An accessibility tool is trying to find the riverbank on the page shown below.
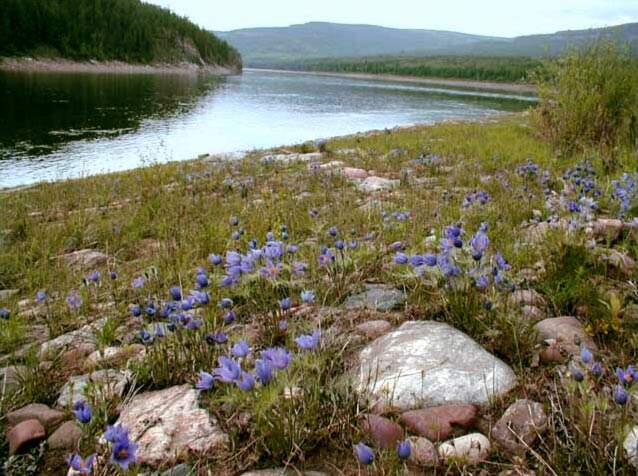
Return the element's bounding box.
[1,115,638,474]
[247,67,537,94]
[0,57,241,75]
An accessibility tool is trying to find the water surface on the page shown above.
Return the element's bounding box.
[0,69,533,188]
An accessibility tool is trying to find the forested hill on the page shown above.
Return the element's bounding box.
[0,0,241,69]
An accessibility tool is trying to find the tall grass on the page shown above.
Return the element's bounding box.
[533,41,638,164]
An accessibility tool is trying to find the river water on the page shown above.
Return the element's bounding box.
[0,69,533,188]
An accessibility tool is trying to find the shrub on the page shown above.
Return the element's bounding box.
[533,41,638,163]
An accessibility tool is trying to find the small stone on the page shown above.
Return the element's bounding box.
[6,403,64,431]
[344,284,405,311]
[341,167,368,179]
[354,320,392,339]
[438,432,490,465]
[492,399,547,454]
[57,369,130,407]
[361,414,404,449]
[61,249,108,270]
[509,290,546,308]
[534,316,597,356]
[407,436,439,467]
[520,305,545,323]
[240,471,328,476]
[358,176,400,193]
[624,426,638,467]
[7,419,46,455]
[47,421,83,450]
[400,405,477,442]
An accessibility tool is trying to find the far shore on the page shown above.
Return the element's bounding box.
[0,57,241,75]
[246,67,537,95]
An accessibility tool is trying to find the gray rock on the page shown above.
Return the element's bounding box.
[57,369,130,407]
[625,426,638,467]
[355,320,392,339]
[0,289,19,300]
[438,432,490,464]
[240,471,328,476]
[492,399,547,454]
[358,176,400,193]
[261,152,322,164]
[356,321,516,410]
[47,421,83,450]
[113,384,228,467]
[344,284,405,311]
[534,316,597,356]
[60,249,108,270]
[39,318,107,359]
[407,436,438,467]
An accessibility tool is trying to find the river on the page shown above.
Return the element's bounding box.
[0,69,534,188]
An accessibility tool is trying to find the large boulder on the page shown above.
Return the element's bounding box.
[625,426,638,467]
[112,385,228,467]
[355,321,516,410]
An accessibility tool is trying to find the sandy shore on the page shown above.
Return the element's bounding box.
[0,57,241,75]
[246,67,537,94]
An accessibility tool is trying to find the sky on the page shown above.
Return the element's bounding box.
[145,0,638,37]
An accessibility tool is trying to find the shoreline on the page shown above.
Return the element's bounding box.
[246,67,537,94]
[0,57,241,75]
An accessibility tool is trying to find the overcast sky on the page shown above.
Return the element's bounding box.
[145,0,637,37]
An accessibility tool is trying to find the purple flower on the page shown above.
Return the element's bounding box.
[73,400,92,424]
[590,361,603,377]
[109,271,118,280]
[410,255,426,267]
[495,253,511,270]
[470,231,489,254]
[224,310,237,324]
[88,271,100,283]
[168,286,182,300]
[209,254,223,266]
[389,241,404,251]
[444,225,462,239]
[475,275,489,290]
[0,308,9,320]
[232,340,250,358]
[231,231,241,240]
[260,260,283,279]
[36,290,47,303]
[184,317,203,330]
[354,442,374,465]
[278,319,288,331]
[213,356,242,383]
[104,424,128,443]
[205,332,228,344]
[196,274,209,289]
[139,330,153,344]
[279,297,292,311]
[424,254,437,266]
[110,431,138,470]
[66,289,83,310]
[318,249,335,267]
[255,359,274,384]
[292,261,308,276]
[67,454,95,474]
[130,304,142,317]
[570,363,585,382]
[132,276,146,289]
[396,439,411,459]
[219,298,234,309]
[219,275,238,287]
[616,366,638,386]
[301,290,316,303]
[236,371,255,391]
[196,371,214,390]
[614,385,630,405]
[335,240,345,250]
[580,345,593,364]
[329,226,338,237]
[262,347,291,370]
[295,329,321,350]
[394,252,409,265]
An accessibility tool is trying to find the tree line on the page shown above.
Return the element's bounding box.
[0,0,241,67]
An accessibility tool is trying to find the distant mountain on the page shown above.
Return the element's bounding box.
[216,21,638,67]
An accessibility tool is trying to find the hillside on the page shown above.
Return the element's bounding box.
[217,21,638,67]
[0,0,241,69]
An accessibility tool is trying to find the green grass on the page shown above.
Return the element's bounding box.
[1,115,638,474]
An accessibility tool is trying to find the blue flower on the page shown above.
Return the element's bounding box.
[590,361,603,377]
[301,290,316,303]
[36,290,47,303]
[335,240,345,250]
[230,216,239,226]
[616,366,638,386]
[169,287,182,301]
[66,290,83,310]
[424,254,437,266]
[88,271,100,283]
[139,330,153,345]
[0,308,10,320]
[109,430,138,470]
[213,356,242,383]
[236,371,255,391]
[209,254,222,266]
[470,231,489,254]
[224,310,237,324]
[262,347,291,370]
[396,439,411,460]
[130,304,142,317]
[389,241,404,251]
[255,359,274,384]
[231,231,241,240]
[329,226,338,237]
[354,442,374,465]
[580,345,593,364]
[132,276,145,289]
[295,329,321,350]
[67,454,95,474]
[614,385,630,405]
[219,298,234,309]
[109,271,118,280]
[495,253,511,270]
[394,252,409,265]
[196,371,214,390]
[103,424,128,443]
[205,332,228,344]
[279,297,292,311]
[196,274,209,289]
[570,363,585,382]
[72,400,92,424]
[475,275,489,290]
[232,340,250,358]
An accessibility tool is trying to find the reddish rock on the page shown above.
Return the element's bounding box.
[407,436,438,467]
[355,320,392,339]
[7,419,46,454]
[361,414,404,449]
[492,399,547,454]
[47,421,83,450]
[400,405,477,442]
[534,316,597,356]
[6,403,64,431]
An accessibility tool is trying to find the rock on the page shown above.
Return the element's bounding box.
[361,414,404,449]
[509,290,546,308]
[0,289,19,300]
[57,369,130,407]
[521,306,545,323]
[0,365,27,393]
[400,405,477,442]
[344,284,405,311]
[356,321,516,410]
[539,343,566,364]
[39,318,107,359]
[438,433,490,465]
[587,218,624,242]
[6,403,64,431]
[354,320,392,339]
[240,471,328,476]
[113,384,228,467]
[7,419,46,455]
[624,426,638,467]
[534,316,597,356]
[341,167,368,179]
[318,160,345,170]
[358,176,400,193]
[407,436,439,467]
[47,421,83,450]
[492,400,547,454]
[86,345,145,367]
[62,343,97,367]
[61,249,108,270]
[600,249,636,277]
[261,152,322,164]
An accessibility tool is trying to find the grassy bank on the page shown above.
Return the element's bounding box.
[1,114,638,474]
